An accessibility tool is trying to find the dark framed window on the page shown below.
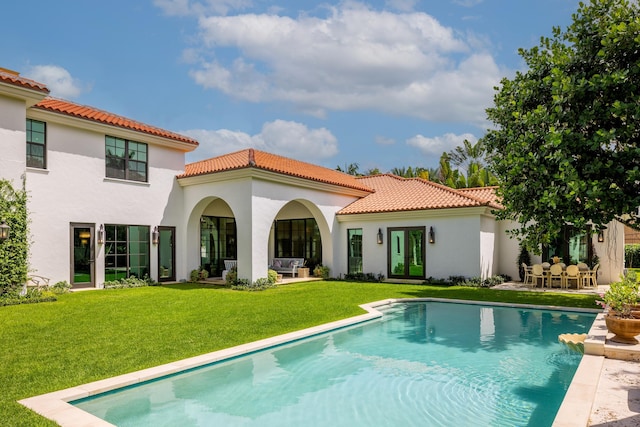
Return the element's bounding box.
[347,228,363,275]
[543,225,593,266]
[104,224,150,281]
[105,136,148,182]
[26,119,46,168]
[274,218,322,270]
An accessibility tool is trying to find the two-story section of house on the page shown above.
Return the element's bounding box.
[0,68,198,288]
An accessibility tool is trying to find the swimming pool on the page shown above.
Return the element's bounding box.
[70,301,595,426]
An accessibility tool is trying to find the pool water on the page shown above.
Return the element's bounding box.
[73,302,595,426]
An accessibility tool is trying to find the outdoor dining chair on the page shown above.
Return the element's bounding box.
[582,263,599,288]
[521,263,533,285]
[531,264,546,288]
[565,265,581,289]
[548,263,565,288]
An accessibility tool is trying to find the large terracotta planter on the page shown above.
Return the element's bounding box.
[605,314,640,344]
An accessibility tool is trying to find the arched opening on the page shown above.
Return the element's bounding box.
[270,200,328,273]
[197,198,237,278]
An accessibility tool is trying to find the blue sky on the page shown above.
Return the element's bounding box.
[1,0,579,172]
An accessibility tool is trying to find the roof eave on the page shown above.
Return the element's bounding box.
[0,81,49,107]
[337,205,498,220]
[27,107,198,152]
[178,167,373,197]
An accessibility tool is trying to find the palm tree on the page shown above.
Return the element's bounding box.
[448,139,486,172]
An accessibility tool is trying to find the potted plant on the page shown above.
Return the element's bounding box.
[598,273,640,344]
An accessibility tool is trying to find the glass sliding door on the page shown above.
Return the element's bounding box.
[104,224,150,281]
[200,216,236,277]
[388,227,425,279]
[274,218,322,271]
[543,226,593,265]
[70,223,95,287]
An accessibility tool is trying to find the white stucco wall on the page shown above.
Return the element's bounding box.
[180,173,361,282]
[595,220,625,284]
[0,96,28,184]
[24,117,188,285]
[336,208,491,280]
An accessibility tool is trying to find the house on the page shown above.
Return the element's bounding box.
[0,68,625,288]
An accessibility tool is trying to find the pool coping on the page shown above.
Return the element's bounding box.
[18,298,600,427]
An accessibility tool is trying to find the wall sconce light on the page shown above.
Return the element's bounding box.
[377,228,383,244]
[429,226,435,244]
[0,221,10,242]
[597,230,604,243]
[97,224,105,245]
[152,226,160,245]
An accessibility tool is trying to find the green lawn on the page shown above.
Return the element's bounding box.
[0,281,600,426]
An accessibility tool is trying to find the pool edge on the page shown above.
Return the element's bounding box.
[552,312,607,427]
[18,298,599,427]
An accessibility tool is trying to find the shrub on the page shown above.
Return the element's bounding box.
[0,286,57,306]
[0,179,28,296]
[420,277,453,286]
[625,244,640,268]
[313,265,330,279]
[343,272,385,282]
[448,276,467,285]
[517,245,532,281]
[458,275,507,288]
[103,275,155,289]
[267,269,278,284]
[231,277,277,291]
[50,281,71,294]
[225,267,237,285]
[190,268,209,282]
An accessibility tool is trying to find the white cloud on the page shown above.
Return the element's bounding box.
[183,120,338,162]
[25,65,85,99]
[184,2,501,125]
[406,132,477,156]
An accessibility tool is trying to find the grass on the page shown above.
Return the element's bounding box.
[0,281,600,426]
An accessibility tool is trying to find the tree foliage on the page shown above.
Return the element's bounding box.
[482,0,640,249]
[0,179,28,295]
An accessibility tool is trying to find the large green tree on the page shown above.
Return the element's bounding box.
[482,0,640,249]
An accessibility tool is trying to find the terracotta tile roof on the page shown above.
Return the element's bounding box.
[338,175,501,215]
[179,149,373,192]
[32,97,199,146]
[457,186,503,209]
[0,68,50,94]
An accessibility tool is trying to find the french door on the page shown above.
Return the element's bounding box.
[388,227,425,279]
[157,226,175,282]
[70,223,95,287]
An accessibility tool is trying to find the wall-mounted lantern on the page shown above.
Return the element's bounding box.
[0,221,10,242]
[597,229,605,243]
[429,226,435,244]
[377,228,384,244]
[97,224,105,245]
[152,226,160,245]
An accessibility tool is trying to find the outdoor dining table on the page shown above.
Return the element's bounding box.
[529,263,595,289]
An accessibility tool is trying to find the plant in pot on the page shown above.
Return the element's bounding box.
[598,273,640,344]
